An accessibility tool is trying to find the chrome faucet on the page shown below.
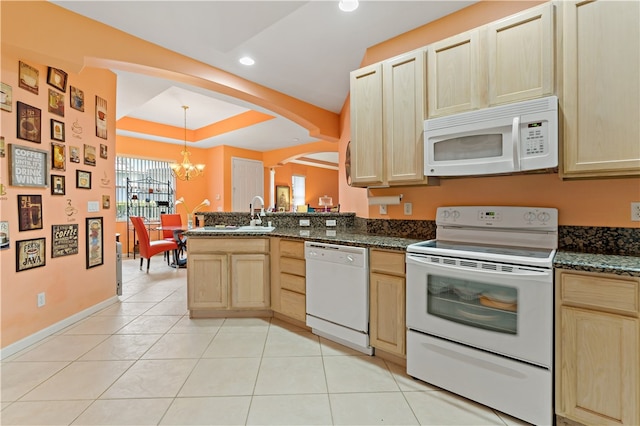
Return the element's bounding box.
[250,195,266,225]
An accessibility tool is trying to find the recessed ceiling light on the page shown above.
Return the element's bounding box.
[339,0,358,12]
[239,56,255,66]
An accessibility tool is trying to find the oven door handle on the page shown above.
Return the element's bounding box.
[406,255,550,279]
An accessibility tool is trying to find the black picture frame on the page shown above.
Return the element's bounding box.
[17,194,43,232]
[47,67,68,92]
[52,224,78,258]
[51,119,65,141]
[86,217,103,268]
[16,237,46,272]
[51,174,65,195]
[70,86,84,112]
[76,169,91,189]
[16,101,41,143]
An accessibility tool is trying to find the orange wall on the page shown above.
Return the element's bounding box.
[273,163,339,210]
[340,1,640,227]
[0,56,118,347]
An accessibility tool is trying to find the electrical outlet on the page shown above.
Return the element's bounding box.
[632,202,640,221]
[37,292,45,307]
[404,202,412,215]
[379,205,387,215]
[299,219,310,227]
[325,219,337,227]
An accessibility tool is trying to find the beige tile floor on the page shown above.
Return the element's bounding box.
[1,257,530,425]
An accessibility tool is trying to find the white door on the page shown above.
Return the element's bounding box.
[232,157,264,212]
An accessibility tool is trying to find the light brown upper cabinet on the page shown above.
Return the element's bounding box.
[428,3,554,118]
[561,0,640,178]
[350,50,437,187]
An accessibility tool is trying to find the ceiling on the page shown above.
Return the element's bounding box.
[51,0,476,167]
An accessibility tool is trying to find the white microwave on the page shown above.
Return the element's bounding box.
[424,96,558,177]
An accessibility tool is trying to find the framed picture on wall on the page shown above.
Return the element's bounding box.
[8,144,48,188]
[84,144,96,166]
[16,102,41,143]
[95,96,107,139]
[18,194,43,232]
[51,174,65,195]
[86,217,103,269]
[16,237,46,272]
[52,224,78,258]
[48,89,64,117]
[76,170,91,189]
[51,119,65,141]
[276,185,290,212]
[70,86,84,111]
[47,67,68,92]
[51,142,65,171]
[18,61,39,95]
[0,221,10,250]
[1,82,13,112]
[69,145,81,163]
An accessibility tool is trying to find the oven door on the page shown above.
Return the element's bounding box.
[406,253,553,368]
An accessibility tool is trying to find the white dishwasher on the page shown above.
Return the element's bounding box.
[305,241,372,355]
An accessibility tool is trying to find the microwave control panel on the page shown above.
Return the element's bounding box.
[521,121,548,156]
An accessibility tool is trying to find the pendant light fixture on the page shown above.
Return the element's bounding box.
[170,105,205,181]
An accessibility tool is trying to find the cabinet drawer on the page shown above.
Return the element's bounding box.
[281,272,305,294]
[280,240,304,259]
[370,249,405,276]
[189,238,269,253]
[559,271,640,315]
[280,257,305,276]
[280,289,306,322]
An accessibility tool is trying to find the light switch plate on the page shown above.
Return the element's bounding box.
[325,219,336,227]
[326,230,337,237]
[87,201,100,212]
[379,205,387,215]
[299,219,310,227]
[404,202,412,215]
[299,230,310,237]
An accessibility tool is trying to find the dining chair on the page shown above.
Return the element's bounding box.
[160,213,184,262]
[130,216,178,272]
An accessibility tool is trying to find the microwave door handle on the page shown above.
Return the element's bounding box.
[512,116,521,171]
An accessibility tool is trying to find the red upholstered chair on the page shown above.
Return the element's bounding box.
[160,213,184,262]
[130,216,178,272]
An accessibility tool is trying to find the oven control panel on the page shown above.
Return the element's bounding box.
[437,206,557,229]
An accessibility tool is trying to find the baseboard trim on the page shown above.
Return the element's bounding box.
[0,296,119,360]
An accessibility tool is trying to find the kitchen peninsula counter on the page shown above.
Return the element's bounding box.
[186,228,422,251]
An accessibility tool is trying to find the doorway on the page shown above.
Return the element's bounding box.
[232,157,264,212]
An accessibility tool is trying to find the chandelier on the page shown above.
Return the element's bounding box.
[170,105,205,181]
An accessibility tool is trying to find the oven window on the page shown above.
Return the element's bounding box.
[427,274,517,334]
[433,134,503,161]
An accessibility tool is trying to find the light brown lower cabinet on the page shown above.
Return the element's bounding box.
[369,249,406,357]
[270,238,307,324]
[187,238,270,317]
[555,269,639,425]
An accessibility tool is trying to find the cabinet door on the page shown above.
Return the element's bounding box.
[370,272,405,356]
[487,2,554,106]
[562,0,640,177]
[383,50,426,183]
[350,63,384,186]
[558,307,639,425]
[188,253,228,309]
[427,29,483,117]
[230,254,270,309]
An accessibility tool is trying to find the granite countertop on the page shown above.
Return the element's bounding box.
[186,227,422,251]
[554,251,640,277]
[185,227,640,275]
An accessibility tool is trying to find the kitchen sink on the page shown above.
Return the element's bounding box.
[194,225,276,233]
